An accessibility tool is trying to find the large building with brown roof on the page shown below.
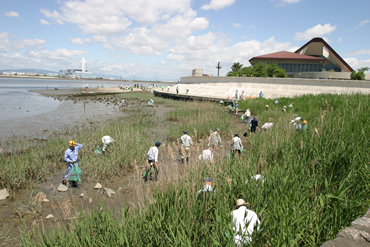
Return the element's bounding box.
[249,37,353,79]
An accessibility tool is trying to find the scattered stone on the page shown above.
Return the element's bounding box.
[94,183,102,189]
[57,184,68,192]
[79,193,85,197]
[104,188,116,198]
[42,198,49,202]
[46,214,54,219]
[89,198,92,203]
[0,189,9,200]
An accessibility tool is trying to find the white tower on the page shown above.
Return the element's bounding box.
[82,57,85,73]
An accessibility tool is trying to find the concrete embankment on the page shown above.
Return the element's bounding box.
[167,77,370,99]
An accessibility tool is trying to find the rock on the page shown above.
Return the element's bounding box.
[352,217,370,228]
[89,198,92,203]
[336,227,370,241]
[0,189,9,200]
[104,188,116,198]
[79,193,84,197]
[57,184,68,192]
[42,198,49,202]
[94,183,102,189]
[46,214,54,219]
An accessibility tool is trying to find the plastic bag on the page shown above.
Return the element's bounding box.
[240,115,244,121]
[95,145,103,154]
[68,165,82,181]
[247,123,251,130]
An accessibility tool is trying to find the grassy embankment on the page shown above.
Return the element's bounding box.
[0,92,232,192]
[21,93,370,246]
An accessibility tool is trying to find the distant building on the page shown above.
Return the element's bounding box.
[59,57,96,79]
[249,37,353,79]
[192,69,203,76]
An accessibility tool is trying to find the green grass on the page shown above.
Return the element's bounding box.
[18,93,370,246]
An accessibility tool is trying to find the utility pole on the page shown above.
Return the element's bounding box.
[216,61,222,76]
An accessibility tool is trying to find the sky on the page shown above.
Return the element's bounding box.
[1,0,369,81]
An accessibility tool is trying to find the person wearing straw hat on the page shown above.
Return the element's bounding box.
[63,140,83,186]
[231,199,260,246]
[209,128,222,149]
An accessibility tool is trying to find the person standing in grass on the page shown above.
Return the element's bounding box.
[250,116,258,134]
[198,177,215,201]
[259,91,263,98]
[144,141,161,181]
[209,128,222,149]
[101,135,114,154]
[63,140,83,186]
[198,146,214,162]
[179,130,193,164]
[282,106,287,113]
[244,109,251,123]
[231,199,260,246]
[231,134,243,157]
[234,101,239,115]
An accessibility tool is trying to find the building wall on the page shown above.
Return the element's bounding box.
[179,76,370,88]
[291,71,351,79]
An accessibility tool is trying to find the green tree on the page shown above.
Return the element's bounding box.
[266,63,280,77]
[241,66,253,77]
[252,63,268,77]
[351,67,369,80]
[272,67,287,78]
[231,62,243,72]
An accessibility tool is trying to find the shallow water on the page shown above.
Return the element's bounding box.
[0,78,149,144]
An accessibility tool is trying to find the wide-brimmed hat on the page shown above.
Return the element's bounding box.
[235,199,250,208]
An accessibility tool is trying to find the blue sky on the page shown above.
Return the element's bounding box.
[1,0,369,81]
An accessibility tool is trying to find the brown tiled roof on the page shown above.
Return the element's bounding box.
[295,37,353,72]
[249,51,326,62]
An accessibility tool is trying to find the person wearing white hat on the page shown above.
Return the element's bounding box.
[231,199,260,246]
[290,120,298,130]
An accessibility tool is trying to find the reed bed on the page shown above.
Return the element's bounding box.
[21,93,370,246]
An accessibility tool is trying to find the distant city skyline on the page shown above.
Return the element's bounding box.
[1,0,369,81]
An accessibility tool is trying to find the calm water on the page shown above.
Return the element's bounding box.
[0,78,143,144]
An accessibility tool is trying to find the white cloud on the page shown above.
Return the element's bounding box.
[5,11,20,17]
[294,23,337,41]
[110,27,166,56]
[0,32,47,53]
[40,8,64,25]
[67,38,91,46]
[165,34,294,75]
[40,19,50,25]
[344,57,370,70]
[232,23,243,28]
[27,48,88,59]
[355,19,370,29]
[270,0,301,7]
[344,49,370,56]
[40,0,193,35]
[337,37,342,42]
[92,35,108,43]
[201,0,236,11]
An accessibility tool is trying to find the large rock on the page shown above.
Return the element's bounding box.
[104,188,116,197]
[336,227,370,242]
[57,184,68,192]
[0,189,9,200]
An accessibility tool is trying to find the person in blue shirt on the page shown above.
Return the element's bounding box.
[259,91,263,98]
[63,140,83,186]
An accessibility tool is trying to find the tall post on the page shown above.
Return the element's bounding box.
[216,62,222,77]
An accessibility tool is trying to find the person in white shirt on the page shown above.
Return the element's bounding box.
[199,146,214,162]
[261,122,273,130]
[209,128,222,148]
[197,177,215,202]
[144,141,161,181]
[231,134,243,157]
[101,135,114,154]
[179,130,193,164]
[291,120,298,130]
[243,109,251,123]
[231,199,261,246]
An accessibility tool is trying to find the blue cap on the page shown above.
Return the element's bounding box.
[183,130,188,134]
[253,115,256,119]
[155,141,161,146]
